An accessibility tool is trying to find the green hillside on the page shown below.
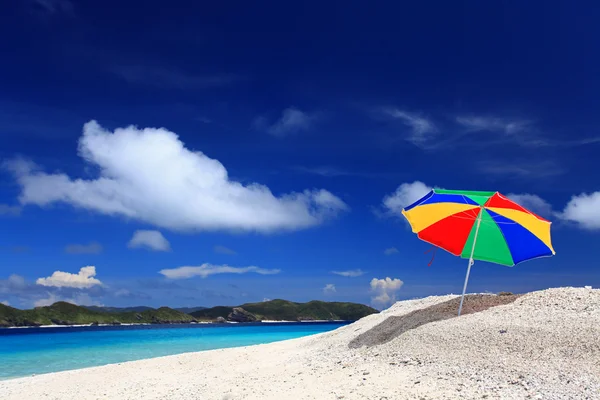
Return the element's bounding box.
[83,305,155,313]
[191,299,378,321]
[0,302,196,327]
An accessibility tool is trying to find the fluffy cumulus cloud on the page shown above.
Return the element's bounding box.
[159,263,281,279]
[128,230,171,252]
[323,283,336,294]
[561,192,600,230]
[384,247,399,255]
[331,269,365,277]
[5,121,347,233]
[382,181,432,216]
[1,300,9,306]
[65,241,103,254]
[370,277,404,308]
[36,266,102,289]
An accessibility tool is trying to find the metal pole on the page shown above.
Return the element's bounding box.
[458,207,483,316]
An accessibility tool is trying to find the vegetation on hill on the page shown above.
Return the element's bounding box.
[173,306,207,314]
[83,305,155,313]
[0,302,195,327]
[0,299,377,327]
[191,299,378,321]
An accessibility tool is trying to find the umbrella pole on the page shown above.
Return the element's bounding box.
[458,207,483,316]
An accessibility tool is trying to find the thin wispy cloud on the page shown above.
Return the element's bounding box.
[65,241,103,255]
[477,160,565,179]
[159,264,281,279]
[31,0,74,16]
[0,204,21,216]
[254,107,316,137]
[381,108,437,147]
[456,116,531,135]
[331,269,365,277]
[455,116,550,147]
[111,65,240,90]
[293,166,357,177]
[384,247,399,255]
[293,166,395,179]
[214,245,236,255]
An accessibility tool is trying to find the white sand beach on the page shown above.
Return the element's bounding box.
[1,287,598,400]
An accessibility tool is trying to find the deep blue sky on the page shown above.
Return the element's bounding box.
[1,0,599,309]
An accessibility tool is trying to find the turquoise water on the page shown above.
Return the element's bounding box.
[0,322,348,380]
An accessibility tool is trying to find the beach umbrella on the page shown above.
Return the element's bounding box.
[402,189,555,316]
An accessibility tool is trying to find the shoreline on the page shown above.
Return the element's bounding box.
[1,320,352,329]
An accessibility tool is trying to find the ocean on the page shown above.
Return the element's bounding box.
[0,321,349,380]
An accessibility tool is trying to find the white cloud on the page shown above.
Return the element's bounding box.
[384,247,399,255]
[159,263,281,279]
[1,300,9,306]
[370,277,404,308]
[331,269,365,277]
[258,107,315,137]
[506,193,554,218]
[5,121,347,233]
[128,230,171,252]
[262,298,271,302]
[323,284,336,294]
[36,266,102,289]
[382,181,432,216]
[383,108,436,146]
[65,241,103,254]
[561,192,600,230]
[214,245,236,255]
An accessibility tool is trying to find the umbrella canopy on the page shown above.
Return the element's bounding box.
[402,189,556,315]
[402,189,555,266]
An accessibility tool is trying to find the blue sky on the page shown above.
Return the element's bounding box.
[1,0,599,310]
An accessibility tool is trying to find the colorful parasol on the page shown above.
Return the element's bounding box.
[402,189,555,315]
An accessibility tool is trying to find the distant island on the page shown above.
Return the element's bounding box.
[0,299,378,327]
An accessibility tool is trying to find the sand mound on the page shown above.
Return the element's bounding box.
[349,293,521,348]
